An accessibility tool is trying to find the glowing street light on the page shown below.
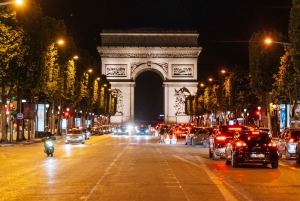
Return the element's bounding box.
[264,38,291,46]
[57,40,64,45]
[0,0,23,6]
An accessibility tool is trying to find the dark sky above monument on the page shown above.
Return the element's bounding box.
[39,0,292,80]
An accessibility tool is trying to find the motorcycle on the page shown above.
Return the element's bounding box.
[42,136,56,157]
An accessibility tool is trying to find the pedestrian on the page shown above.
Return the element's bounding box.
[159,125,165,144]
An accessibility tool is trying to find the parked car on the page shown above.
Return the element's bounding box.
[65,129,85,144]
[224,130,279,168]
[277,128,300,159]
[114,125,129,135]
[190,128,210,147]
[135,124,149,135]
[209,125,247,160]
[90,126,102,135]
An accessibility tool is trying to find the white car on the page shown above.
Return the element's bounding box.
[65,129,85,144]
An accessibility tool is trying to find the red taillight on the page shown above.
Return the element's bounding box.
[236,141,246,147]
[252,131,259,135]
[216,136,226,141]
[268,142,277,147]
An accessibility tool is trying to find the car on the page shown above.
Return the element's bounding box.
[175,125,189,138]
[277,128,300,159]
[296,136,300,163]
[186,127,202,145]
[135,125,149,135]
[65,129,85,144]
[209,125,247,160]
[190,128,210,147]
[90,126,103,135]
[102,125,112,134]
[224,130,279,168]
[114,125,129,135]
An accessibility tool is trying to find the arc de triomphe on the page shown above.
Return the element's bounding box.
[97,29,202,124]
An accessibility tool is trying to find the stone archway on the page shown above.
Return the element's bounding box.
[97,29,202,124]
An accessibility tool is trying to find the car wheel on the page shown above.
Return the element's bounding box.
[213,151,220,160]
[191,139,195,147]
[286,149,291,160]
[271,161,278,169]
[296,152,300,163]
[82,141,85,144]
[209,149,213,158]
[231,153,238,168]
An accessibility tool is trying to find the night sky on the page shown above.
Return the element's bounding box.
[38,0,292,123]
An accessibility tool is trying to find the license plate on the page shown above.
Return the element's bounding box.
[250,154,265,158]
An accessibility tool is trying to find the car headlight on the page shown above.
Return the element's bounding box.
[136,130,140,133]
[46,141,53,146]
[78,136,82,139]
[146,129,149,133]
[66,136,70,139]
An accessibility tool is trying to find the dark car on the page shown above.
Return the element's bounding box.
[224,131,279,168]
[186,127,202,145]
[209,125,247,160]
[190,128,210,147]
[135,125,149,135]
[278,128,300,159]
[114,125,129,135]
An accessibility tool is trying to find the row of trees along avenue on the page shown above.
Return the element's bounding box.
[185,0,300,132]
[0,1,116,143]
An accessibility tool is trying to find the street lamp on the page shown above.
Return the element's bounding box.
[265,38,291,46]
[0,0,23,6]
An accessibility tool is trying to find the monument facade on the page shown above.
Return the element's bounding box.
[97,29,202,124]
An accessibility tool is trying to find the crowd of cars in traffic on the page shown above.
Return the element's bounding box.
[183,124,300,169]
[63,122,300,169]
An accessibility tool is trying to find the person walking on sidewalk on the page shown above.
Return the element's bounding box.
[159,125,165,144]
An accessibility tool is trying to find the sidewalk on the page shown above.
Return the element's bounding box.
[0,136,63,147]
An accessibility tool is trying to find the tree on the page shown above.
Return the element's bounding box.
[272,46,297,105]
[289,0,300,72]
[249,31,285,97]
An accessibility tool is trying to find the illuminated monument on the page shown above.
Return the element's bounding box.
[97,28,202,124]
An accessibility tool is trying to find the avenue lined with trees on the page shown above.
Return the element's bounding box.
[0,1,116,143]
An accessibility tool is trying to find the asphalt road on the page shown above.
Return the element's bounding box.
[0,134,300,201]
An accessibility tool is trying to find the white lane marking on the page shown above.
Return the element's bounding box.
[83,140,132,201]
[174,155,238,201]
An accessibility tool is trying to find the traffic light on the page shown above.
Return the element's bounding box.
[8,103,15,111]
[63,111,70,118]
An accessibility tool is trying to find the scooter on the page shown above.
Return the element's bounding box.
[42,136,56,157]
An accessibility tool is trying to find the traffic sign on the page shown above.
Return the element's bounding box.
[17,113,23,119]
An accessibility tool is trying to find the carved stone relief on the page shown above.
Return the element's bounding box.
[111,89,124,115]
[106,64,126,76]
[130,62,168,80]
[172,64,193,76]
[174,87,191,115]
